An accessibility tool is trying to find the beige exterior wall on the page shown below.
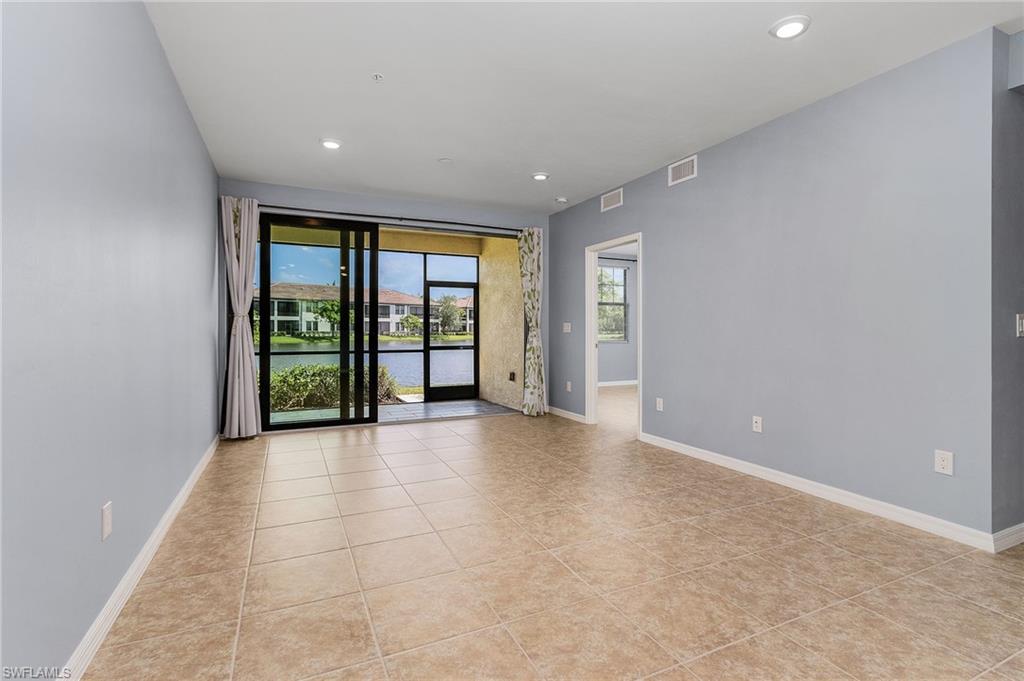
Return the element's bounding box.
[479,237,524,410]
[380,226,482,255]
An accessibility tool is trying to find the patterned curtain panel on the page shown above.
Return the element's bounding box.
[518,227,547,416]
[221,196,261,438]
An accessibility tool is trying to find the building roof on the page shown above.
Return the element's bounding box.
[254,283,471,307]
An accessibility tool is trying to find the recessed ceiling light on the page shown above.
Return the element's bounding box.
[532,172,550,181]
[555,197,568,204]
[437,157,453,163]
[372,73,384,83]
[320,138,342,150]
[770,15,810,40]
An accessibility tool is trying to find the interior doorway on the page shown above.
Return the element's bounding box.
[585,233,642,435]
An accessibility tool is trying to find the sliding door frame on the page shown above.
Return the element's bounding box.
[257,212,379,431]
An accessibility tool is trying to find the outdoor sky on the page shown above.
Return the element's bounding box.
[260,244,476,295]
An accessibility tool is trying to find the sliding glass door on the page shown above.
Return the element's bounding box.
[256,214,378,430]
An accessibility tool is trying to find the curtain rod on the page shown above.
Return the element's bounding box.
[598,256,636,263]
[258,203,525,236]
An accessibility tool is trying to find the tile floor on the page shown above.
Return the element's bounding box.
[87,386,1024,680]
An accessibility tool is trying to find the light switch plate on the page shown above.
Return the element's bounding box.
[1017,314,1024,338]
[562,322,572,333]
[656,398,664,412]
[752,416,763,433]
[566,381,572,392]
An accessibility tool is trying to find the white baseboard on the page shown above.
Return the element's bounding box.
[638,431,1012,554]
[598,380,638,387]
[65,436,220,680]
[993,521,1024,553]
[546,406,588,423]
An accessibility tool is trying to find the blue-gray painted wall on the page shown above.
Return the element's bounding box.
[597,257,638,383]
[2,3,220,667]
[991,30,1024,532]
[549,30,998,532]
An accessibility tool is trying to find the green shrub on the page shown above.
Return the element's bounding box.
[270,363,399,412]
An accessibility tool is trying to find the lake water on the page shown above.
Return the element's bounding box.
[266,339,473,387]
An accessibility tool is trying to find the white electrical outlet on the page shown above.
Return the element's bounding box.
[1017,314,1024,338]
[566,381,572,392]
[101,501,113,541]
[752,416,763,433]
[656,397,664,412]
[934,450,954,476]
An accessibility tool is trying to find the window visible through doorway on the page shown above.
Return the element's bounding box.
[598,265,627,342]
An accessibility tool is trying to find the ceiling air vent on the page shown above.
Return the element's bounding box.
[668,154,698,187]
[601,187,624,213]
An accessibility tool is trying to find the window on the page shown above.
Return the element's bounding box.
[378,305,390,317]
[598,265,627,342]
[276,300,299,317]
[394,304,406,315]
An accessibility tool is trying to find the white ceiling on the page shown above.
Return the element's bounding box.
[148,2,1022,215]
[600,241,639,258]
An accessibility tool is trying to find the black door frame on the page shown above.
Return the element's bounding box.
[257,213,379,431]
[376,249,480,403]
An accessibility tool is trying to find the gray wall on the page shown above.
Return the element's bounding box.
[2,3,219,667]
[1010,31,1024,90]
[549,30,996,532]
[991,30,1024,533]
[597,256,638,383]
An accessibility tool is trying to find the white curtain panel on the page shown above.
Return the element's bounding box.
[517,227,547,416]
[220,196,261,438]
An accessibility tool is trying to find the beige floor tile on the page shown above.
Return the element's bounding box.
[581,494,679,530]
[322,444,379,460]
[752,495,871,536]
[257,494,339,528]
[311,660,389,681]
[264,459,328,482]
[251,518,347,564]
[318,431,371,448]
[164,502,256,543]
[103,569,245,646]
[189,481,262,507]
[553,535,677,592]
[484,485,569,518]
[331,469,400,493]
[403,477,477,504]
[516,507,610,549]
[625,520,745,571]
[365,571,498,654]
[645,485,739,519]
[141,529,250,584]
[403,423,458,438]
[853,577,1024,666]
[916,557,1024,624]
[996,651,1024,678]
[261,476,333,502]
[391,462,456,484]
[336,486,414,516]
[966,544,1024,578]
[866,518,973,559]
[606,574,765,661]
[647,666,702,681]
[244,549,359,615]
[364,428,418,443]
[342,506,433,545]
[431,445,484,462]
[84,621,237,681]
[385,627,538,681]
[418,495,507,530]
[468,552,594,620]
[418,435,472,450]
[757,538,901,598]
[352,533,459,589]
[779,602,985,680]
[234,594,377,681]
[381,450,441,467]
[266,439,321,455]
[267,448,325,466]
[688,509,806,550]
[508,598,674,679]
[817,523,954,574]
[689,554,840,625]
[684,630,853,681]
[374,440,429,455]
[439,519,545,568]
[327,455,388,474]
